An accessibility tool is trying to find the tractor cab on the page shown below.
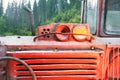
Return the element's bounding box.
[82,0,120,36]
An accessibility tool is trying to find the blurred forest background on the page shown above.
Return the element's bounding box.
[0,0,81,36]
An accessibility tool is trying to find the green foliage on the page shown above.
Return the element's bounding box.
[0,17,6,35]
[3,27,31,36]
[0,17,5,26]
[1,0,81,36]
[3,32,14,36]
[38,0,47,24]
[45,4,81,24]
[12,27,31,36]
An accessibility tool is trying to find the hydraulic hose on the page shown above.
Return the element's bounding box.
[0,56,37,80]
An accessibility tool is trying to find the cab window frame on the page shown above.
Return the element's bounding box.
[103,0,120,35]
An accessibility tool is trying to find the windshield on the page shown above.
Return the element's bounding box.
[104,0,120,34]
[84,0,98,34]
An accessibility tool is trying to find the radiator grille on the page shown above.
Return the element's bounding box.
[7,50,101,80]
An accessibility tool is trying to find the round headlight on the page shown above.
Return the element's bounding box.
[55,25,70,41]
[73,24,90,41]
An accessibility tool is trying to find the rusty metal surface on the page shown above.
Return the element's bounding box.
[7,50,102,80]
[0,36,120,80]
[0,36,119,80]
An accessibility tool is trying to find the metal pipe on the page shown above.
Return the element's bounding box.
[33,32,94,42]
[0,57,37,80]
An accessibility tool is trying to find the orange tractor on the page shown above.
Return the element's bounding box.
[0,0,120,80]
